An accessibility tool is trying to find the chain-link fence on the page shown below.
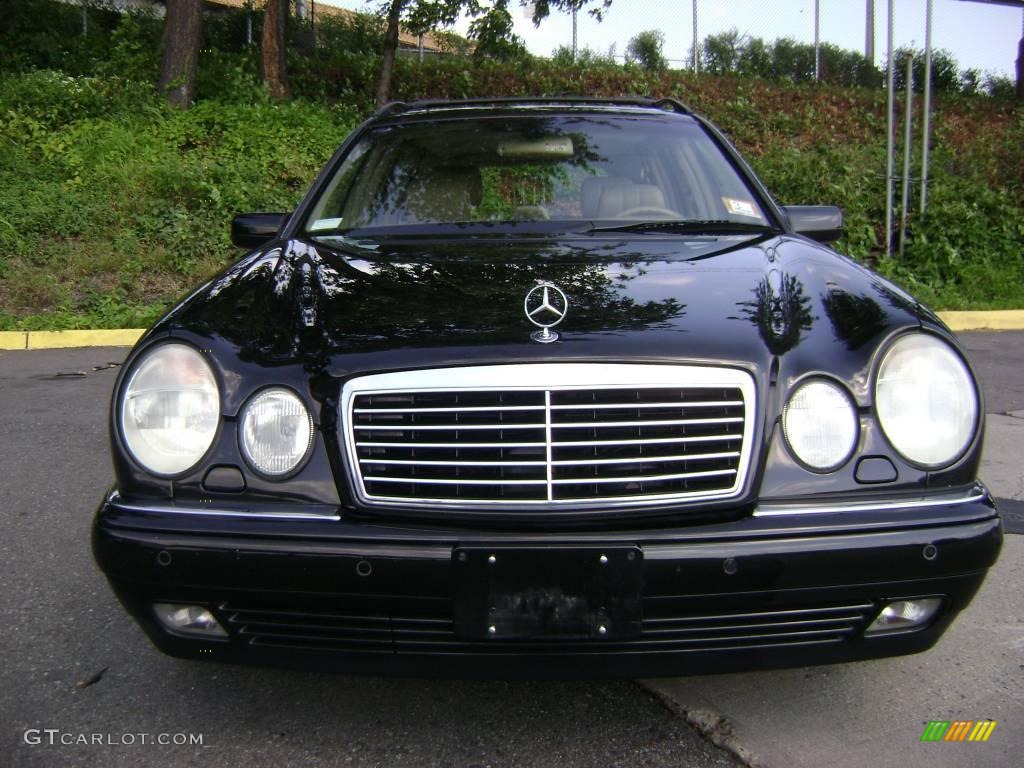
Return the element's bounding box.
[57,0,1024,93]
[509,0,1021,91]
[309,0,1022,94]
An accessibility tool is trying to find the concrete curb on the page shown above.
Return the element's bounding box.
[1,311,1023,350]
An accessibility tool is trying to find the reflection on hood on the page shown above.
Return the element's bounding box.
[731,270,814,356]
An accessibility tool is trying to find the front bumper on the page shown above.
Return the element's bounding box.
[92,487,1002,678]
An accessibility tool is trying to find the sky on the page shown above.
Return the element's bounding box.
[317,0,1023,77]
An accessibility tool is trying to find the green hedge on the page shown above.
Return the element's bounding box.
[0,70,359,329]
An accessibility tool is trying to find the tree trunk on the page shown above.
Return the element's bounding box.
[375,0,405,109]
[261,0,290,100]
[158,0,203,109]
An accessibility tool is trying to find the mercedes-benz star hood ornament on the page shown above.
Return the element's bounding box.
[524,282,568,343]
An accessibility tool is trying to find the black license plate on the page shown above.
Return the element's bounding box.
[452,547,643,640]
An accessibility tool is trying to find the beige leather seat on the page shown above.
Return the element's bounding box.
[580,177,631,218]
[404,167,483,222]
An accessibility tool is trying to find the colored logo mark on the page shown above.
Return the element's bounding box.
[920,720,997,742]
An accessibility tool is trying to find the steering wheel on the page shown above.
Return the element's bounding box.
[615,206,683,219]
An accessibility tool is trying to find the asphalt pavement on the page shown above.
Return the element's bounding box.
[1,333,1021,768]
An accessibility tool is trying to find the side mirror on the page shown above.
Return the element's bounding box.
[782,205,844,243]
[231,212,290,249]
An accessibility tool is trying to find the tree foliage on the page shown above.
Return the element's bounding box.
[701,28,880,88]
[625,30,666,72]
[889,46,960,94]
[372,0,612,106]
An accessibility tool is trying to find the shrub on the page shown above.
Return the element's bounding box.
[0,74,360,329]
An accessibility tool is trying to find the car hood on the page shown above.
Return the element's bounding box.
[160,233,923,404]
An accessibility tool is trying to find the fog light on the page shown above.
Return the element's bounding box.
[153,603,227,638]
[865,598,942,635]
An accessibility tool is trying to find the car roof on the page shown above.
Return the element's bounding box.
[373,96,693,122]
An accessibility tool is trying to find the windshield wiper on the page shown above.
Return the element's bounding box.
[582,219,777,236]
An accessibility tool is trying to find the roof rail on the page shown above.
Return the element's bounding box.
[651,97,692,114]
[376,96,693,116]
[373,101,409,118]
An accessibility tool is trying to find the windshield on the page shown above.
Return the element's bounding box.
[303,114,770,238]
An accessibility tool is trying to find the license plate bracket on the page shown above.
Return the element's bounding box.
[452,547,643,640]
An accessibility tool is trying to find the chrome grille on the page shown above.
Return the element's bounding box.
[342,364,756,509]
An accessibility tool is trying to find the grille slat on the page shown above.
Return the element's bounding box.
[552,451,740,466]
[551,400,744,410]
[343,365,754,509]
[219,599,873,655]
[550,417,743,428]
[551,469,737,485]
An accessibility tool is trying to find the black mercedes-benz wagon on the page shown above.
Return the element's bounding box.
[93,97,1001,677]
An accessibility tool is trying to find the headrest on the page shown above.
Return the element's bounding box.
[595,183,666,218]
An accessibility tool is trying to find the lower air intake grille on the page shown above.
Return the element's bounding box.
[218,599,875,655]
[341,364,755,510]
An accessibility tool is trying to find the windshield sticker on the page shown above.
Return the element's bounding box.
[722,198,759,218]
[309,217,344,231]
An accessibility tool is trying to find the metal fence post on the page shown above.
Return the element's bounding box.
[920,0,933,216]
[899,54,913,258]
[572,5,578,62]
[865,0,874,63]
[692,0,700,72]
[815,0,821,81]
[885,0,895,257]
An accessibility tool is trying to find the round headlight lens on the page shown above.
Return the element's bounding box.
[120,343,220,476]
[239,388,314,477]
[875,334,978,467]
[783,379,859,471]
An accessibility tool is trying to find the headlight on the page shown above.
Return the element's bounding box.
[783,378,859,471]
[875,334,978,468]
[239,388,314,477]
[120,343,220,476]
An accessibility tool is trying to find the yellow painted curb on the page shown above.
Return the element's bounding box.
[0,331,29,350]
[938,311,1024,332]
[25,329,146,350]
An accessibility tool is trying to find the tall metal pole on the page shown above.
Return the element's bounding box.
[885,0,895,257]
[81,0,87,37]
[572,6,578,61]
[1019,9,1024,100]
[920,0,933,216]
[866,0,874,63]
[814,0,821,81]
[899,54,914,258]
[693,0,699,72]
